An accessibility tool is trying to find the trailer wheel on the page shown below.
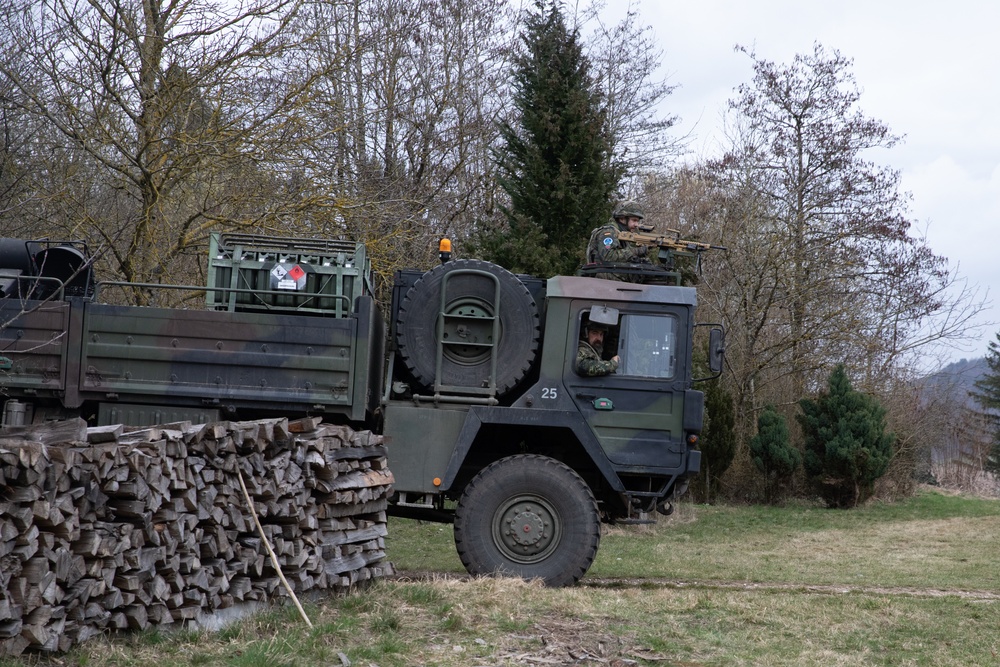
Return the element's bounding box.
[453,454,600,587]
[396,259,539,396]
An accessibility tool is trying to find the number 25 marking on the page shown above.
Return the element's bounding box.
[541,387,558,399]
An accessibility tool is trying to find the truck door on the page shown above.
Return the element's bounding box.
[566,308,688,471]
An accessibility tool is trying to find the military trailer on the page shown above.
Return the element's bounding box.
[0,233,722,586]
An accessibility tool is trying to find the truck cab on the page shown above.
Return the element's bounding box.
[384,263,722,586]
[529,276,704,515]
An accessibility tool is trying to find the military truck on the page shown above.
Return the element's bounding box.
[0,233,723,586]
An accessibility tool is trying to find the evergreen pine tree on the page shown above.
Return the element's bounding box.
[970,332,1000,475]
[748,405,800,504]
[698,379,736,502]
[476,0,622,278]
[798,365,895,508]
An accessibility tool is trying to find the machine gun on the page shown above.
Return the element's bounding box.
[613,225,726,283]
[618,224,727,259]
[578,224,726,284]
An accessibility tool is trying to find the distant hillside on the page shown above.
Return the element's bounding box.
[920,357,989,407]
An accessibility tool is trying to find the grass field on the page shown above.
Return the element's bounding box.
[9,489,1000,666]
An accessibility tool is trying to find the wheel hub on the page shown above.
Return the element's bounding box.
[507,509,545,546]
[441,299,496,365]
[493,495,560,563]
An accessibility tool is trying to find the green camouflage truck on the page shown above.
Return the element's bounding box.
[0,233,722,586]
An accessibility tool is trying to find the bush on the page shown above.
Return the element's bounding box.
[749,405,800,503]
[694,379,737,503]
[798,365,894,508]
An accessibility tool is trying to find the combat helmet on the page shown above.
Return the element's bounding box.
[613,200,644,221]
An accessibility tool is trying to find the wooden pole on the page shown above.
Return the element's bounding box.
[236,468,313,629]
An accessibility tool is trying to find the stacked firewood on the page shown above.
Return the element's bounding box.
[0,417,394,656]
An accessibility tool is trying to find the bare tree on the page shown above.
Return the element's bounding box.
[0,0,690,303]
[0,52,36,234]
[581,0,683,192]
[643,46,987,500]
[0,0,334,301]
[710,44,981,395]
[297,0,516,290]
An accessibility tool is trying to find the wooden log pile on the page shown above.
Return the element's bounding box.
[0,417,394,656]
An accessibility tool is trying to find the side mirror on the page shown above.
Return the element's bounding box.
[694,324,725,382]
[588,305,619,327]
[709,328,724,374]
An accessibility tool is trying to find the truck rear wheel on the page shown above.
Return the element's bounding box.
[395,259,539,396]
[453,454,600,587]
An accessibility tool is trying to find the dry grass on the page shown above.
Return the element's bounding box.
[930,464,1000,497]
[51,575,1000,667]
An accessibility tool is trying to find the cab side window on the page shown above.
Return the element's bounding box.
[618,314,677,379]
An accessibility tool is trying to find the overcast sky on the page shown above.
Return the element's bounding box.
[601,0,999,365]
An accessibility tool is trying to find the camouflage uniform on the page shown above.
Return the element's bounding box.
[576,340,618,376]
[586,201,650,281]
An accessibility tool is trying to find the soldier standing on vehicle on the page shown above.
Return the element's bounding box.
[588,200,650,264]
[586,200,650,280]
[577,321,620,376]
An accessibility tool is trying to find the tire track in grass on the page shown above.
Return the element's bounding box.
[392,570,1000,600]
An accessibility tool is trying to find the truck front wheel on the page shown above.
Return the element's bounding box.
[453,454,600,587]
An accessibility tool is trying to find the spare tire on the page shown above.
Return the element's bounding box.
[396,259,539,396]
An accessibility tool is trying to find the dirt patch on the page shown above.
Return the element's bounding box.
[490,619,673,666]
